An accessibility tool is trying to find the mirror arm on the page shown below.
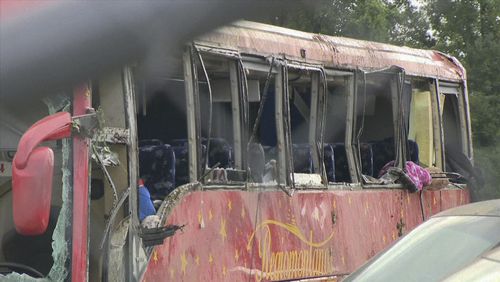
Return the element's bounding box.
[14,112,72,169]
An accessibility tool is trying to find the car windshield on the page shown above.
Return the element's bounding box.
[345,216,500,282]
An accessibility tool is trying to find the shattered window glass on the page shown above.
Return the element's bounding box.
[0,96,71,281]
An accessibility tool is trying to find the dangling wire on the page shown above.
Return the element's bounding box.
[238,58,250,171]
[393,68,406,169]
[194,47,213,177]
[238,59,250,137]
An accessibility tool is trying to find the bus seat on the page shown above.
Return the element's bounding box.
[331,143,373,182]
[139,139,163,147]
[293,144,313,173]
[201,138,233,169]
[172,144,189,186]
[247,143,265,183]
[333,144,350,182]
[371,138,395,177]
[263,145,276,163]
[407,139,419,163]
[371,138,419,177]
[172,139,206,186]
[323,144,335,182]
[139,140,176,199]
[262,145,313,174]
[360,143,374,177]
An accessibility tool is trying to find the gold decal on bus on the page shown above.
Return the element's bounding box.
[233,219,335,281]
[180,252,188,275]
[219,218,228,242]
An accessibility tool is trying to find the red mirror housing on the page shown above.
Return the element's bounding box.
[12,112,72,235]
[12,147,54,235]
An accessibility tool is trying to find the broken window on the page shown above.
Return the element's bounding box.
[288,68,316,179]
[353,69,404,182]
[246,61,279,184]
[197,55,237,170]
[324,73,353,183]
[439,82,470,174]
[282,65,327,187]
[134,59,189,199]
[1,96,71,280]
[194,52,247,183]
[407,80,437,168]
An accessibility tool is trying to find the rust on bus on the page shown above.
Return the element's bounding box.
[197,21,465,81]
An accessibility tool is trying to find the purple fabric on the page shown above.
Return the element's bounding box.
[379,161,431,190]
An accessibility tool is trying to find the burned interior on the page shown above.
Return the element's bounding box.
[133,43,472,199]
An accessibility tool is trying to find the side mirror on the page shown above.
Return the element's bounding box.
[12,112,72,235]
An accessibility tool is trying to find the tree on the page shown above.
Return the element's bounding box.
[266,0,432,46]
[425,0,500,198]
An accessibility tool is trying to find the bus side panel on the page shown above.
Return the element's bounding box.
[142,188,469,281]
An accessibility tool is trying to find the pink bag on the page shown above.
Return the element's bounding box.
[379,161,431,191]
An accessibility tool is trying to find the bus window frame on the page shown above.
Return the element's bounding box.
[122,66,146,281]
[285,64,327,186]
[92,66,145,281]
[353,68,406,186]
[337,72,359,183]
[461,82,473,160]
[405,77,443,169]
[238,56,292,188]
[287,68,377,186]
[316,68,359,185]
[426,79,445,169]
[193,44,249,170]
[185,45,250,183]
[240,56,289,186]
[437,80,472,169]
[183,46,201,182]
[276,65,288,186]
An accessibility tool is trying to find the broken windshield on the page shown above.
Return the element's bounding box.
[0,95,71,281]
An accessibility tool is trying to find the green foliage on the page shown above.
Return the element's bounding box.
[470,94,500,147]
[473,146,500,199]
[426,0,500,95]
[426,0,500,199]
[265,0,500,199]
[265,0,433,46]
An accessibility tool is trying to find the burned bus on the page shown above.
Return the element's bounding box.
[1,21,472,281]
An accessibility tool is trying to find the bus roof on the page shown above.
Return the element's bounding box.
[196,21,465,82]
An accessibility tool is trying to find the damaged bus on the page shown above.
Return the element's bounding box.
[1,20,474,281]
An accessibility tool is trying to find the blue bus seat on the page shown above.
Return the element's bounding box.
[171,139,207,186]
[201,138,233,169]
[332,144,350,182]
[139,140,176,199]
[293,144,313,174]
